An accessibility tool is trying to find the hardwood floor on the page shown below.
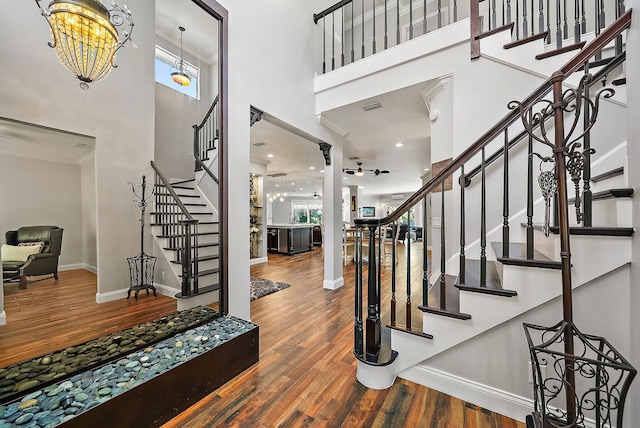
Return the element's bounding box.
[0,248,525,427]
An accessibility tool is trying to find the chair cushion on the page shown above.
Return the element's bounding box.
[1,244,43,262]
[16,226,56,244]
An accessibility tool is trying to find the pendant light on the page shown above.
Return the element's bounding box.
[171,26,191,86]
[35,0,135,90]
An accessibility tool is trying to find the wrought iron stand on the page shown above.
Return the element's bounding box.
[127,175,157,301]
[512,74,636,427]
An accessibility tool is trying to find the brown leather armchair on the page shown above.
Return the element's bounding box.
[2,226,63,289]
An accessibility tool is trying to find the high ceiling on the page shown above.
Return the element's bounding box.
[250,80,432,198]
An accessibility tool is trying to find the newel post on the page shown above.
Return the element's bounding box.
[365,224,380,362]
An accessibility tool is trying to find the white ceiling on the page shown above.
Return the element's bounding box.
[0,118,94,165]
[250,80,433,198]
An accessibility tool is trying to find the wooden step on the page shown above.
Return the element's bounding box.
[387,324,433,340]
[171,178,196,186]
[163,242,220,251]
[170,254,219,264]
[175,283,220,299]
[528,224,635,236]
[154,192,200,199]
[591,167,623,182]
[156,231,219,239]
[151,212,213,217]
[491,242,561,270]
[155,202,207,207]
[612,77,626,86]
[179,268,219,278]
[568,187,633,204]
[151,221,218,226]
[354,343,399,367]
[418,274,472,320]
[455,259,517,297]
[155,184,195,191]
[536,41,586,60]
[504,31,548,49]
[476,22,514,40]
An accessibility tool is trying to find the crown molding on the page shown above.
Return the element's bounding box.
[317,114,349,137]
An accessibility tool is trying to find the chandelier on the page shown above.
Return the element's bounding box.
[171,26,191,86]
[35,0,135,90]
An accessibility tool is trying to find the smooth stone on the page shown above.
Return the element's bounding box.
[15,413,34,425]
[139,356,150,363]
[22,390,43,401]
[125,361,139,369]
[40,357,52,365]
[175,341,183,348]
[144,347,154,353]
[21,406,40,414]
[75,392,89,402]
[60,381,74,390]
[18,399,38,410]
[3,403,19,417]
[98,387,112,396]
[15,380,39,392]
[64,406,78,415]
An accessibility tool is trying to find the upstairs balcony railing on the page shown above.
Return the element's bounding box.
[352,9,634,427]
[314,0,625,72]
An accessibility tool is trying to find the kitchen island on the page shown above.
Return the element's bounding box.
[267,224,314,255]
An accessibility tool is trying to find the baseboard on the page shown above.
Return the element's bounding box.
[154,283,180,298]
[58,264,97,274]
[249,256,268,265]
[0,311,6,326]
[95,288,129,303]
[323,277,344,290]
[399,365,532,423]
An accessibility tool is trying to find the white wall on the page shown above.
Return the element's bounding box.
[0,0,156,307]
[0,155,84,267]
[80,155,97,271]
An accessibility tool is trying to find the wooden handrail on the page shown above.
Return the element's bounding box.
[194,155,219,185]
[194,95,219,131]
[313,0,353,23]
[150,161,195,221]
[356,8,632,227]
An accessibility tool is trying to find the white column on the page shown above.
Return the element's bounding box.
[323,139,345,290]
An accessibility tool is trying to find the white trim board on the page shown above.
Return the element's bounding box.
[0,311,6,326]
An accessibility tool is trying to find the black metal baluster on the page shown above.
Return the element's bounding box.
[423,0,427,34]
[580,0,586,33]
[322,16,326,74]
[454,0,458,22]
[597,0,604,31]
[409,0,414,39]
[481,147,487,287]
[538,0,544,34]
[556,0,562,48]
[563,0,568,41]
[459,166,466,285]
[355,226,364,358]
[384,0,388,49]
[406,210,412,329]
[193,222,199,293]
[515,0,520,40]
[438,0,442,28]
[615,0,623,54]
[396,0,400,45]
[366,224,380,361]
[503,129,510,258]
[352,1,355,63]
[573,0,580,43]
[507,0,512,23]
[342,6,345,66]
[422,200,429,308]
[582,62,592,226]
[332,13,335,70]
[546,0,551,44]
[526,109,535,259]
[523,0,529,37]
[492,0,497,30]
[439,182,446,310]
[391,222,397,325]
[361,0,365,58]
[373,0,377,54]
[377,226,382,329]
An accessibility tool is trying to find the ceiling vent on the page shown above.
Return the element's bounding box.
[267,172,287,177]
[362,102,382,111]
[348,156,361,161]
[253,142,266,146]
[75,142,93,149]
[391,193,405,200]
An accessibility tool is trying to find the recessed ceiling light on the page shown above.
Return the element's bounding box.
[253,142,266,146]
[267,153,274,158]
[362,102,382,111]
[320,170,325,173]
[75,142,93,149]
[395,142,404,147]
[275,184,280,187]
[299,188,303,190]
[424,168,430,171]
[291,182,295,185]
[359,186,365,189]
[343,177,348,180]
[309,166,315,170]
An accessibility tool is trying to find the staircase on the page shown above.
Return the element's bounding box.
[150,95,222,311]
[347,7,634,425]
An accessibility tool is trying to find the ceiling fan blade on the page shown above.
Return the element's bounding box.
[380,170,390,174]
[345,170,355,175]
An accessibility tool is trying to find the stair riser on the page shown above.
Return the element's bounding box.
[568,198,632,227]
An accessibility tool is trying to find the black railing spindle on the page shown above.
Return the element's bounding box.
[562,0,568,43]
[384,0,388,49]
[526,109,534,259]
[440,182,446,310]
[503,129,510,258]
[574,0,581,42]
[342,6,345,66]
[492,0,497,30]
[422,200,429,308]
[391,224,397,325]
[322,16,326,74]
[361,0,365,58]
[523,0,529,37]
[539,0,545,34]
[459,166,466,284]
[423,0,427,34]
[354,226,364,358]
[480,148,487,287]
[582,62,592,226]
[366,225,380,361]
[406,210,412,329]
[373,0,377,54]
[352,1,355,62]
[507,0,512,23]
[454,0,458,22]
[332,13,336,70]
[396,0,400,45]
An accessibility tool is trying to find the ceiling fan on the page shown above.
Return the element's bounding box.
[343,162,390,176]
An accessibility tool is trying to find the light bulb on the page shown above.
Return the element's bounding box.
[279,197,284,202]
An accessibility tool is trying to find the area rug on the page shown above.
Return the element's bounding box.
[250,276,291,301]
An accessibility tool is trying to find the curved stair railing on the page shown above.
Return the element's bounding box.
[353,5,631,383]
[151,161,200,298]
[193,94,219,173]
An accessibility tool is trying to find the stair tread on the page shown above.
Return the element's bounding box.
[476,22,514,40]
[151,212,213,216]
[163,242,220,251]
[156,231,219,238]
[591,167,624,182]
[152,221,219,226]
[525,223,635,236]
[419,274,471,319]
[504,31,548,49]
[156,202,207,206]
[171,255,219,264]
[536,41,586,60]
[170,178,196,186]
[155,184,195,190]
[179,268,219,278]
[387,323,434,340]
[568,187,633,204]
[154,193,200,198]
[175,283,219,299]
[455,260,516,296]
[354,344,399,367]
[491,242,561,269]
[612,77,626,86]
